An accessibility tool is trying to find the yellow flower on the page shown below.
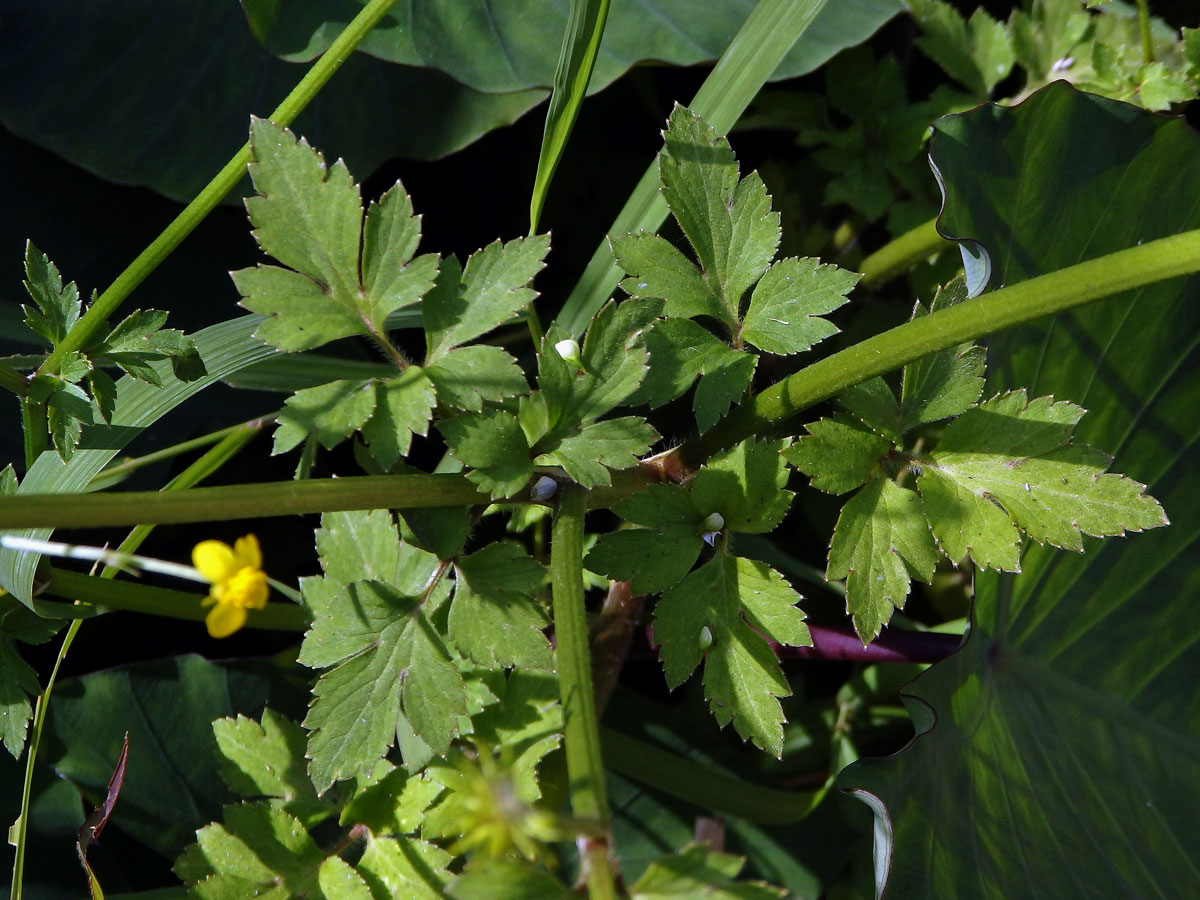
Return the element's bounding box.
[192,535,268,638]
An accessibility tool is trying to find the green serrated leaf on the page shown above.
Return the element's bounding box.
[838,375,901,442]
[632,317,757,433]
[586,485,707,593]
[908,0,1013,96]
[58,351,92,384]
[235,118,438,352]
[47,380,93,461]
[425,235,550,361]
[451,859,574,900]
[659,107,780,327]
[785,414,893,495]
[691,438,792,534]
[653,555,808,756]
[189,802,321,895]
[301,580,468,791]
[212,710,329,826]
[919,391,1167,570]
[630,843,786,900]
[342,760,443,836]
[425,345,528,411]
[611,231,721,321]
[900,279,986,430]
[318,855,374,900]
[356,835,452,900]
[272,379,377,455]
[21,241,80,347]
[450,543,551,670]
[362,368,437,470]
[537,416,659,487]
[542,298,662,429]
[738,256,856,355]
[470,670,562,803]
[439,409,534,500]
[828,478,939,643]
[87,369,118,423]
[0,638,40,757]
[315,508,406,588]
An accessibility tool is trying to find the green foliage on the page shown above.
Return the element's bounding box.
[614,106,857,431]
[0,591,59,757]
[787,281,1165,641]
[628,844,787,900]
[590,438,810,754]
[19,242,204,459]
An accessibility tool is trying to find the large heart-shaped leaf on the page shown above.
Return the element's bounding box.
[243,0,901,92]
[842,82,1200,899]
[0,0,898,202]
[42,654,308,858]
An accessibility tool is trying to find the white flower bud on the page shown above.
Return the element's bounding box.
[698,625,713,650]
[553,338,581,365]
[530,476,558,502]
[703,511,725,532]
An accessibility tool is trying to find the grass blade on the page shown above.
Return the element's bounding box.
[554,0,831,336]
[529,0,612,235]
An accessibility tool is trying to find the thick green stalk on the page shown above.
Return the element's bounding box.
[43,568,307,630]
[0,361,27,397]
[35,0,399,379]
[858,217,945,286]
[690,228,1200,461]
[600,728,825,825]
[554,0,830,336]
[0,474,491,529]
[550,485,616,900]
[1137,0,1154,64]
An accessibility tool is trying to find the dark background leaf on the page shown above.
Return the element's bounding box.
[842,83,1200,899]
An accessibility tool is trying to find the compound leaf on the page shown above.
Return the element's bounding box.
[654,555,808,756]
[424,345,528,412]
[785,414,893,495]
[300,580,468,792]
[235,119,437,352]
[919,391,1167,569]
[272,379,377,456]
[828,478,939,643]
[536,416,659,488]
[424,236,550,361]
[449,543,551,670]
[21,241,80,346]
[361,369,438,470]
[739,256,856,356]
[612,230,721,321]
[691,438,792,534]
[439,409,533,500]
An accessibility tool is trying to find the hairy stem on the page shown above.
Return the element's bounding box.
[35,0,400,379]
[686,227,1200,463]
[550,485,617,900]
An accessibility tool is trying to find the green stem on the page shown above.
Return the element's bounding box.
[0,361,28,397]
[689,227,1200,461]
[550,485,616,900]
[35,0,400,379]
[89,415,272,491]
[554,0,830,336]
[20,399,47,470]
[1137,0,1154,64]
[0,473,492,529]
[600,728,826,825]
[9,619,82,900]
[858,217,945,286]
[42,568,308,630]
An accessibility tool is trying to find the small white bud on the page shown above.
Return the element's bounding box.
[530,476,558,502]
[703,512,725,532]
[553,338,581,365]
[698,625,713,651]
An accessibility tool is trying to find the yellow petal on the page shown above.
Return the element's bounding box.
[205,601,248,639]
[233,534,262,569]
[193,541,237,583]
[227,568,269,610]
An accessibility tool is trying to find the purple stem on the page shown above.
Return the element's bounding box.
[787,624,961,664]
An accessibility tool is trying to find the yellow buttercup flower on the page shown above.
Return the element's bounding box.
[192,535,269,638]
